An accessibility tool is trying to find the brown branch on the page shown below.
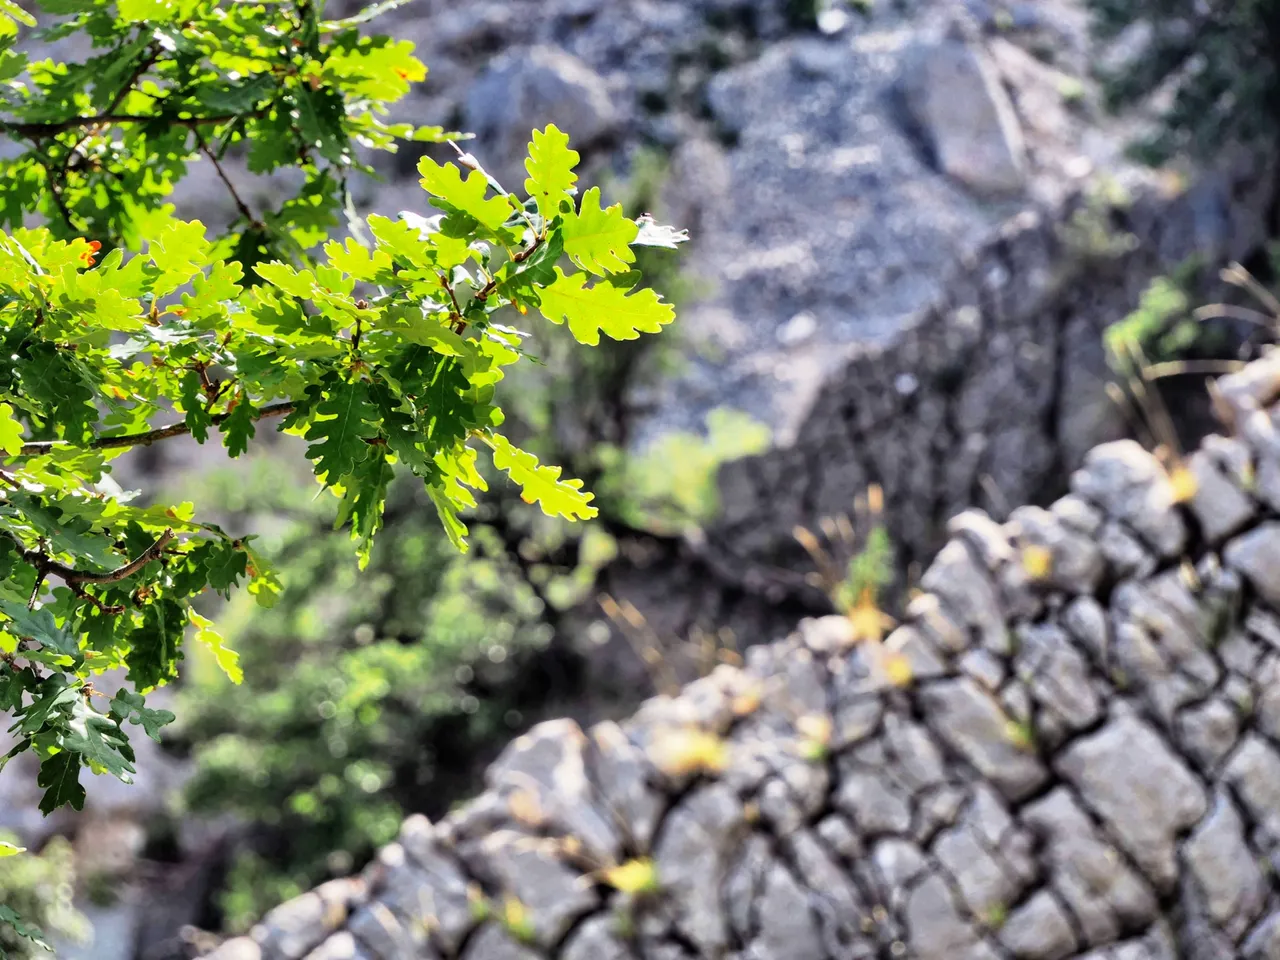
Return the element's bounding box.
[4,111,256,140]
[13,529,175,594]
[71,584,127,616]
[19,400,296,455]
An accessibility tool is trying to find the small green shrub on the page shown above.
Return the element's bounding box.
[594,408,771,533]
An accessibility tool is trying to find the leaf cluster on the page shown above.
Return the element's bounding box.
[0,0,684,822]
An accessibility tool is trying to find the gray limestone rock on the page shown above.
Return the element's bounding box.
[1006,504,1105,593]
[1021,787,1157,945]
[561,915,634,960]
[904,873,1001,960]
[1071,441,1186,559]
[464,830,596,948]
[1184,791,1267,942]
[1226,523,1280,610]
[919,677,1049,800]
[1014,621,1100,733]
[252,880,366,960]
[345,901,425,960]
[301,933,374,960]
[464,46,618,185]
[1056,715,1207,892]
[652,785,745,955]
[834,768,913,836]
[487,719,621,862]
[934,820,1029,918]
[1187,448,1256,543]
[1177,699,1241,771]
[752,863,824,960]
[458,925,541,960]
[921,541,1008,654]
[899,38,1027,196]
[387,821,476,954]
[1223,735,1280,847]
[998,891,1078,959]
[588,722,665,853]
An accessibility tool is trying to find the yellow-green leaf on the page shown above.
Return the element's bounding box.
[0,402,24,456]
[189,610,242,684]
[489,434,596,521]
[324,238,393,281]
[117,0,195,21]
[524,124,579,219]
[537,268,675,346]
[418,157,511,232]
[561,186,637,276]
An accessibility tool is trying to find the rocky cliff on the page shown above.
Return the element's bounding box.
[204,352,1280,960]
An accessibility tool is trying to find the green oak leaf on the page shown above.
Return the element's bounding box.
[0,600,79,659]
[305,380,382,485]
[124,599,185,691]
[220,392,256,458]
[0,903,50,953]
[634,215,691,249]
[179,370,214,444]
[109,689,176,742]
[561,186,638,276]
[489,434,596,521]
[189,609,242,684]
[37,750,85,814]
[536,267,676,346]
[418,157,512,232]
[62,698,136,781]
[0,401,24,456]
[524,124,579,219]
[11,677,79,737]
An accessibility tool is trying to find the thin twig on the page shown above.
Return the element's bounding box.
[195,129,262,228]
[1143,359,1248,380]
[41,157,75,231]
[19,400,296,455]
[1222,261,1280,318]
[71,584,127,616]
[474,234,545,302]
[1193,303,1279,329]
[68,530,173,584]
[439,271,466,331]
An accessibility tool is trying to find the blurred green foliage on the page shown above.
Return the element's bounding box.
[1090,0,1280,163]
[169,453,595,932]
[594,408,771,534]
[1104,259,1203,371]
[0,833,89,959]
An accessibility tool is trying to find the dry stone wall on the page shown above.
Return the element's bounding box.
[590,146,1275,690]
[206,352,1280,959]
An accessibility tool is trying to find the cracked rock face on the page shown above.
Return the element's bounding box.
[208,354,1280,960]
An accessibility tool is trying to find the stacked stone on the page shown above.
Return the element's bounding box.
[209,352,1280,959]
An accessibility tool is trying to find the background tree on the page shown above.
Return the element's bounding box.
[1090,0,1280,163]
